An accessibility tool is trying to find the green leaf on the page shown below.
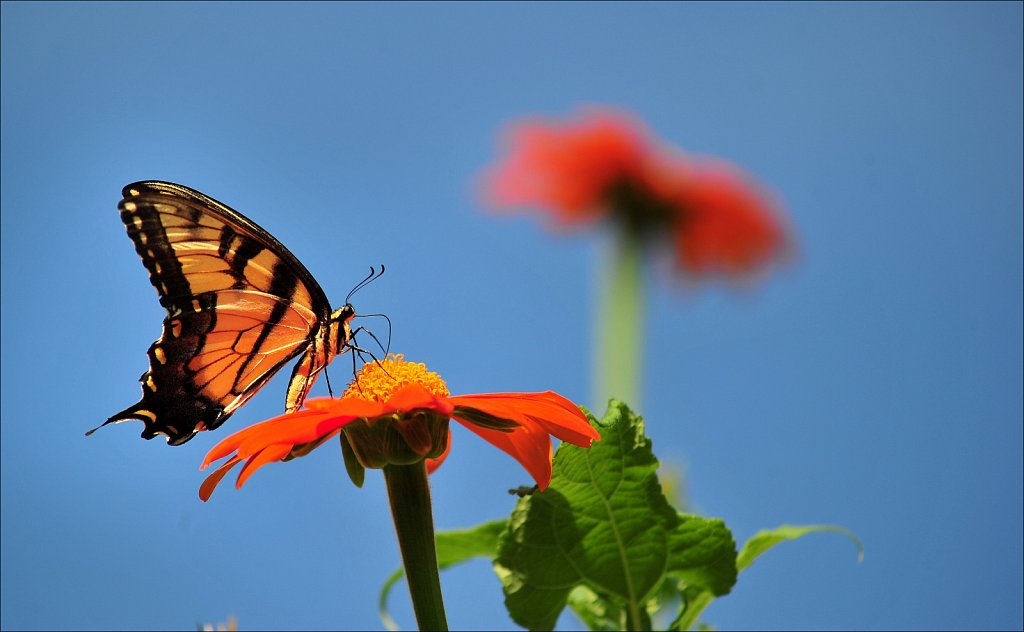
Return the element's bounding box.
[737,524,864,571]
[494,401,737,631]
[666,514,737,597]
[671,524,863,631]
[379,519,507,631]
[565,585,625,632]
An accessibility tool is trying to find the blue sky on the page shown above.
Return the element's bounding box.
[2,2,1021,630]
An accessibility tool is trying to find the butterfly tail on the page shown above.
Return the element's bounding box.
[88,398,224,446]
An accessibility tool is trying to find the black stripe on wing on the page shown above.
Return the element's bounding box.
[94,296,228,445]
[121,181,332,316]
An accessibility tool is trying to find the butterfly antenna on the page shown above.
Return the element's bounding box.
[344,268,390,392]
[346,267,375,304]
[346,265,386,305]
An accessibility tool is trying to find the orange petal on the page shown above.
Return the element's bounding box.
[451,391,599,446]
[199,455,243,502]
[236,443,292,489]
[232,412,350,460]
[306,396,388,418]
[426,432,452,475]
[482,109,650,223]
[201,408,327,469]
[199,397,392,498]
[455,417,554,490]
[202,401,383,471]
[202,425,260,469]
[385,383,455,416]
[670,162,785,274]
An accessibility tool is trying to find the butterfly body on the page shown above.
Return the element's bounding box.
[95,181,354,445]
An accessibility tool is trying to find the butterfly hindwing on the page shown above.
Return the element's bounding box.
[95,181,351,445]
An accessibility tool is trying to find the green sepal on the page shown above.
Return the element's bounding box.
[342,413,449,469]
[339,431,365,488]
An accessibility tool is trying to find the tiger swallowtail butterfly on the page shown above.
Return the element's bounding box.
[90,181,366,445]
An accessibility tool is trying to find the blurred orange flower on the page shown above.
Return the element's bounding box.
[482,108,789,276]
[199,355,599,500]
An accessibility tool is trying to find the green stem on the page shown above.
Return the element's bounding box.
[383,462,448,631]
[626,600,653,631]
[596,227,644,409]
[674,590,714,631]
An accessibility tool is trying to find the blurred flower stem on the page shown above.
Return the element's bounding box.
[384,462,448,631]
[596,225,644,409]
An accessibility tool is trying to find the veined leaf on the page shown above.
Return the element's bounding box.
[671,524,863,631]
[494,401,737,631]
[737,524,863,571]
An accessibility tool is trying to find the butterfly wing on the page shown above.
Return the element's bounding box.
[96,181,339,445]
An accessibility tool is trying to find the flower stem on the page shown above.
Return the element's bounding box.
[383,462,448,631]
[596,226,644,409]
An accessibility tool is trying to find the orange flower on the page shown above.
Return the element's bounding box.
[199,355,600,500]
[482,108,789,276]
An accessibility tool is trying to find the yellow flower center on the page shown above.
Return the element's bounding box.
[342,354,450,403]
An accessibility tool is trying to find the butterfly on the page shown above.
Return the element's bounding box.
[90,181,372,446]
